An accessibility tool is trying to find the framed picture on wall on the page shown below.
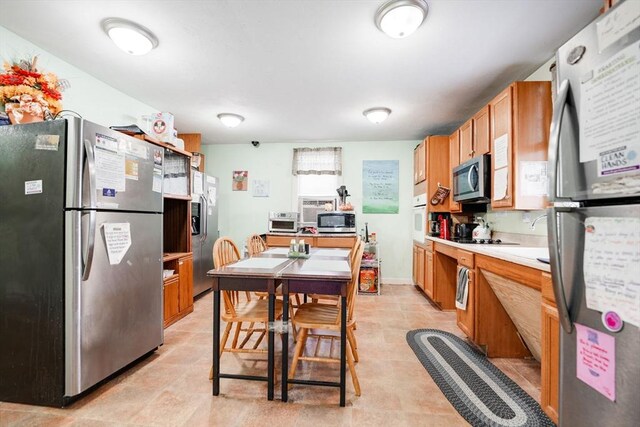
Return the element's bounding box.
[232,170,248,191]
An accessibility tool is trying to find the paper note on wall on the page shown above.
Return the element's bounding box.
[575,323,616,401]
[583,216,640,327]
[95,147,126,192]
[493,134,509,169]
[103,223,132,265]
[579,41,640,163]
[520,161,548,196]
[493,167,508,201]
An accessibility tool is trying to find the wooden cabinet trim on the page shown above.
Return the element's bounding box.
[473,105,491,156]
[541,272,556,305]
[475,254,542,291]
[541,301,560,424]
[434,242,457,259]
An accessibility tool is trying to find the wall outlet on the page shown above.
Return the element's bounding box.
[522,212,532,223]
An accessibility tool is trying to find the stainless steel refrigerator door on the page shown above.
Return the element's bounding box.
[551,4,640,202]
[65,118,163,213]
[548,204,640,427]
[193,176,218,297]
[65,211,163,396]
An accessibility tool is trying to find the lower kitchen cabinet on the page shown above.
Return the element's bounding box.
[424,251,434,298]
[456,269,475,339]
[541,273,559,424]
[266,234,356,249]
[416,246,425,291]
[163,252,194,328]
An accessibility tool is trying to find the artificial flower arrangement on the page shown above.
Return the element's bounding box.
[0,56,66,124]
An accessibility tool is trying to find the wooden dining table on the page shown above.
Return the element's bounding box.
[206,246,352,406]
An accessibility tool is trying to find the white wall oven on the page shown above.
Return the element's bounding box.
[412,193,427,243]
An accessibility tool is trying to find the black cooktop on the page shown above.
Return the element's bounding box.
[453,238,503,244]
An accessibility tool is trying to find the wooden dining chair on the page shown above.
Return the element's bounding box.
[246,233,300,338]
[208,236,283,380]
[247,233,268,256]
[288,239,364,396]
[310,236,362,305]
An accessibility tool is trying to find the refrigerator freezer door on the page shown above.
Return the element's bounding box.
[67,119,163,212]
[0,121,67,406]
[65,211,163,396]
[193,175,218,297]
[553,6,640,202]
[549,204,640,426]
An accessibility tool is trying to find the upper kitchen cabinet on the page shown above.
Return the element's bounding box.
[459,119,473,162]
[473,105,491,156]
[425,135,451,213]
[489,81,552,210]
[413,140,426,184]
[449,130,462,213]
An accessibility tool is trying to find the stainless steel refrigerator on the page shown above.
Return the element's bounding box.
[548,1,640,425]
[191,170,218,297]
[0,117,164,406]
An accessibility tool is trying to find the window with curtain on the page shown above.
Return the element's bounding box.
[292,147,342,176]
[292,147,343,221]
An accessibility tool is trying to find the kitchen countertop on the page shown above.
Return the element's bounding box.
[424,235,550,272]
[267,232,357,238]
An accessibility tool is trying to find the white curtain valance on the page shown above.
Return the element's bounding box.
[292,147,342,176]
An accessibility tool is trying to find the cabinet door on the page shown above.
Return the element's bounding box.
[425,252,434,298]
[417,247,425,290]
[178,255,193,311]
[413,147,419,184]
[489,85,514,208]
[163,276,180,323]
[449,131,461,213]
[316,237,355,248]
[541,301,560,424]
[418,141,426,182]
[456,269,475,339]
[459,119,473,162]
[473,105,491,156]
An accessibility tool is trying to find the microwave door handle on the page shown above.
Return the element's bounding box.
[467,164,477,191]
[548,79,569,201]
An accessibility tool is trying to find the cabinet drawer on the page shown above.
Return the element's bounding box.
[266,235,293,247]
[541,272,555,305]
[316,237,355,248]
[457,249,475,269]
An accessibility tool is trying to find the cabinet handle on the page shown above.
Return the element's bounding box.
[179,261,184,265]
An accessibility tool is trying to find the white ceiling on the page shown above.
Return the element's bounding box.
[0,0,601,145]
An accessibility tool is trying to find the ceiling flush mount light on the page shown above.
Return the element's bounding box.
[102,18,159,55]
[217,113,245,128]
[363,107,392,124]
[375,0,428,39]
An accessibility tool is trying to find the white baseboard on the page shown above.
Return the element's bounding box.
[381,278,412,285]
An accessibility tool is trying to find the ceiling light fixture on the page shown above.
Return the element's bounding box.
[363,107,392,124]
[374,0,429,39]
[217,113,245,128]
[102,18,159,55]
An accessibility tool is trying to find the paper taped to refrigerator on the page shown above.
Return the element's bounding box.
[95,147,126,192]
[103,223,131,265]
[192,171,203,195]
[575,323,616,402]
[596,0,640,53]
[583,217,640,327]
[579,41,640,163]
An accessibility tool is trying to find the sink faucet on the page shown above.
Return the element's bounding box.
[530,214,547,230]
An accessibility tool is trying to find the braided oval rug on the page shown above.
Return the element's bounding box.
[406,329,556,427]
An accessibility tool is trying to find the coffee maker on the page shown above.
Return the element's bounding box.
[427,212,441,236]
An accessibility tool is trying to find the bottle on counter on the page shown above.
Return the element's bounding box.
[298,239,305,253]
[290,239,297,253]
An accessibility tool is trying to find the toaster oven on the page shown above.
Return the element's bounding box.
[268,212,298,233]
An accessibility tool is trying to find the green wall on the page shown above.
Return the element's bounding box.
[202,140,419,283]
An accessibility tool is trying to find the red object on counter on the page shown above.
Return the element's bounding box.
[440,217,450,240]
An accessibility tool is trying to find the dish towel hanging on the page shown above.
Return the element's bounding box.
[456,266,469,310]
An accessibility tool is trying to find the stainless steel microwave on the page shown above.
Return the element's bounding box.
[268,212,298,233]
[317,212,356,233]
[452,154,491,203]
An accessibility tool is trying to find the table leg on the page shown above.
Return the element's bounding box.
[268,293,275,401]
[213,289,220,396]
[282,281,289,402]
[340,294,347,407]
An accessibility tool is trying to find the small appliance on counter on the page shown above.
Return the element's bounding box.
[268,212,298,233]
[427,212,441,237]
[454,222,478,242]
[439,214,451,240]
[317,211,356,233]
[472,217,491,242]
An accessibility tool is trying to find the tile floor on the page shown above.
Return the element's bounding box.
[0,285,542,426]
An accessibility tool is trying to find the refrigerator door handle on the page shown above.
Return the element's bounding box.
[82,210,96,281]
[83,138,98,209]
[200,194,208,243]
[547,206,573,333]
[548,79,570,201]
